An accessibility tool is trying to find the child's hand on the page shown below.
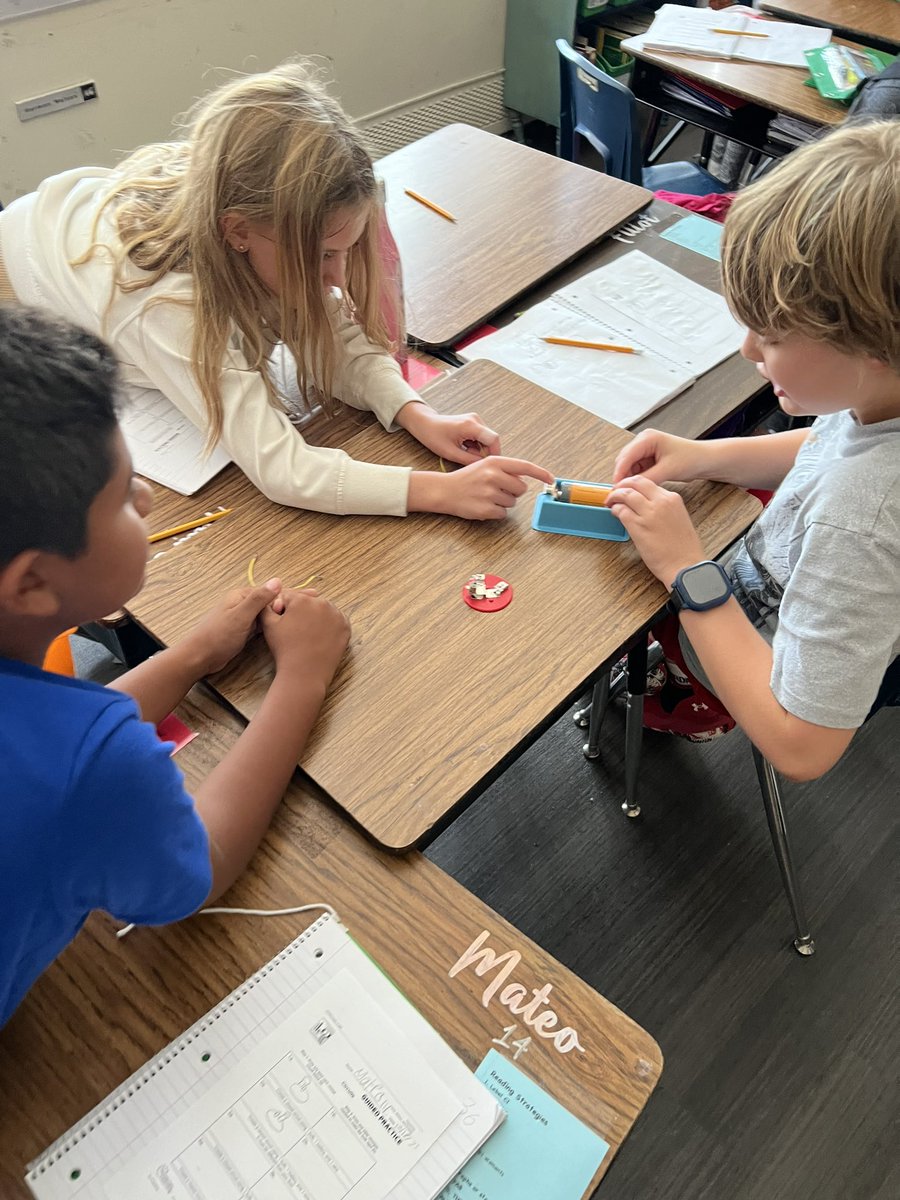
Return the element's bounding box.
[607,476,705,586]
[397,401,501,464]
[260,588,351,687]
[185,580,284,675]
[409,456,554,520]
[613,429,708,485]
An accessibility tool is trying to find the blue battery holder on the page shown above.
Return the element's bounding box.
[532,479,629,542]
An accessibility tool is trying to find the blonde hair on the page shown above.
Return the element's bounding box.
[88,61,389,445]
[721,120,900,371]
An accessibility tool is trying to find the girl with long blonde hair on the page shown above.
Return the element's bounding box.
[0,62,551,517]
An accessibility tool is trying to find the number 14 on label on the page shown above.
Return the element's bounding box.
[492,1024,532,1060]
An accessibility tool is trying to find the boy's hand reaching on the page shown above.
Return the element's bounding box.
[613,429,708,486]
[607,476,705,587]
[396,400,501,464]
[261,588,351,689]
[184,580,285,676]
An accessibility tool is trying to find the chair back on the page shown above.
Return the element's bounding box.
[556,39,643,185]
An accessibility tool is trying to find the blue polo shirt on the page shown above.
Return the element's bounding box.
[0,657,212,1026]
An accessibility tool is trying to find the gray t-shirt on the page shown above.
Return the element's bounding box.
[728,411,900,728]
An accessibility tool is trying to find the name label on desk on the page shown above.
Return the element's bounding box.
[448,931,585,1055]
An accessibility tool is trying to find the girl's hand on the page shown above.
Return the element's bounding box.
[607,476,705,586]
[409,457,554,520]
[396,401,501,464]
[613,429,709,486]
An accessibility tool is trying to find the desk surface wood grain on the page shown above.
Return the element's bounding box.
[760,0,900,46]
[129,362,760,850]
[627,24,861,125]
[0,687,662,1200]
[377,124,653,347]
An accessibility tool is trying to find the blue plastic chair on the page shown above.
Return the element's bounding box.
[557,39,728,197]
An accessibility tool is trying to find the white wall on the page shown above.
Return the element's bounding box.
[1,0,506,199]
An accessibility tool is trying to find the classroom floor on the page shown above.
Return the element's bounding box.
[427,690,899,1200]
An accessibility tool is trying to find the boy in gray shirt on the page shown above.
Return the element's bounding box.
[606,120,900,781]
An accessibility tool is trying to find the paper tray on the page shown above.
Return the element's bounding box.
[532,484,629,542]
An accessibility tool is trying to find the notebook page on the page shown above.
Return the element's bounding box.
[641,5,830,67]
[460,251,744,428]
[108,969,464,1200]
[119,386,231,496]
[732,21,831,68]
[27,915,503,1200]
[459,299,695,427]
[555,250,744,378]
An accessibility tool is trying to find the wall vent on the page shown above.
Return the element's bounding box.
[360,72,509,159]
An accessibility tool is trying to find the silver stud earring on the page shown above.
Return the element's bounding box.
[237,243,247,253]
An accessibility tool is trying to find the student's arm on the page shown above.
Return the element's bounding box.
[613,428,811,491]
[109,582,285,726]
[607,476,855,781]
[192,589,350,901]
[677,602,853,780]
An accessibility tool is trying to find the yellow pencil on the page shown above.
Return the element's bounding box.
[404,189,457,223]
[148,508,232,544]
[712,28,769,38]
[541,336,642,355]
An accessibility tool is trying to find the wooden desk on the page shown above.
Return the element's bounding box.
[486,198,765,442]
[760,0,900,49]
[624,24,853,155]
[0,687,663,1200]
[129,362,760,851]
[377,124,652,347]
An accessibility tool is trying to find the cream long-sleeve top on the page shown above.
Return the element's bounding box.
[0,168,419,515]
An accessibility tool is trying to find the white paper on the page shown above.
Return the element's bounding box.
[109,970,462,1199]
[119,387,231,495]
[27,916,503,1200]
[638,5,831,68]
[460,251,744,427]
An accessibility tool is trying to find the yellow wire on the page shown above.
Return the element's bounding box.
[248,556,318,591]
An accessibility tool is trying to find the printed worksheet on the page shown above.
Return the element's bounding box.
[109,970,463,1200]
[119,387,231,495]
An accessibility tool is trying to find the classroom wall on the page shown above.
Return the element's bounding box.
[0,0,507,200]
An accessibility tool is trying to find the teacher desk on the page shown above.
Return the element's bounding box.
[0,686,662,1200]
[129,361,761,852]
[377,123,652,348]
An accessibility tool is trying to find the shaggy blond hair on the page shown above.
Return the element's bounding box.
[84,61,389,446]
[721,120,900,371]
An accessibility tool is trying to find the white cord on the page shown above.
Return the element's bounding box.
[116,902,337,940]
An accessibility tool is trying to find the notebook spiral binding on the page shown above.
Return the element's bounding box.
[27,910,338,1179]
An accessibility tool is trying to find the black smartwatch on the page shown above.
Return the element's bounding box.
[669,560,733,613]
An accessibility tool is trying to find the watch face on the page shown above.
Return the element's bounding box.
[683,562,729,604]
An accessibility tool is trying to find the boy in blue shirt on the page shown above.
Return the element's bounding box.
[0,307,350,1026]
[607,121,900,780]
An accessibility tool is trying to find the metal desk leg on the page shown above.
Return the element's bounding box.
[623,639,649,819]
[583,672,611,761]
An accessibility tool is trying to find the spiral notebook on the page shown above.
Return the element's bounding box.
[458,251,744,427]
[26,913,504,1200]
